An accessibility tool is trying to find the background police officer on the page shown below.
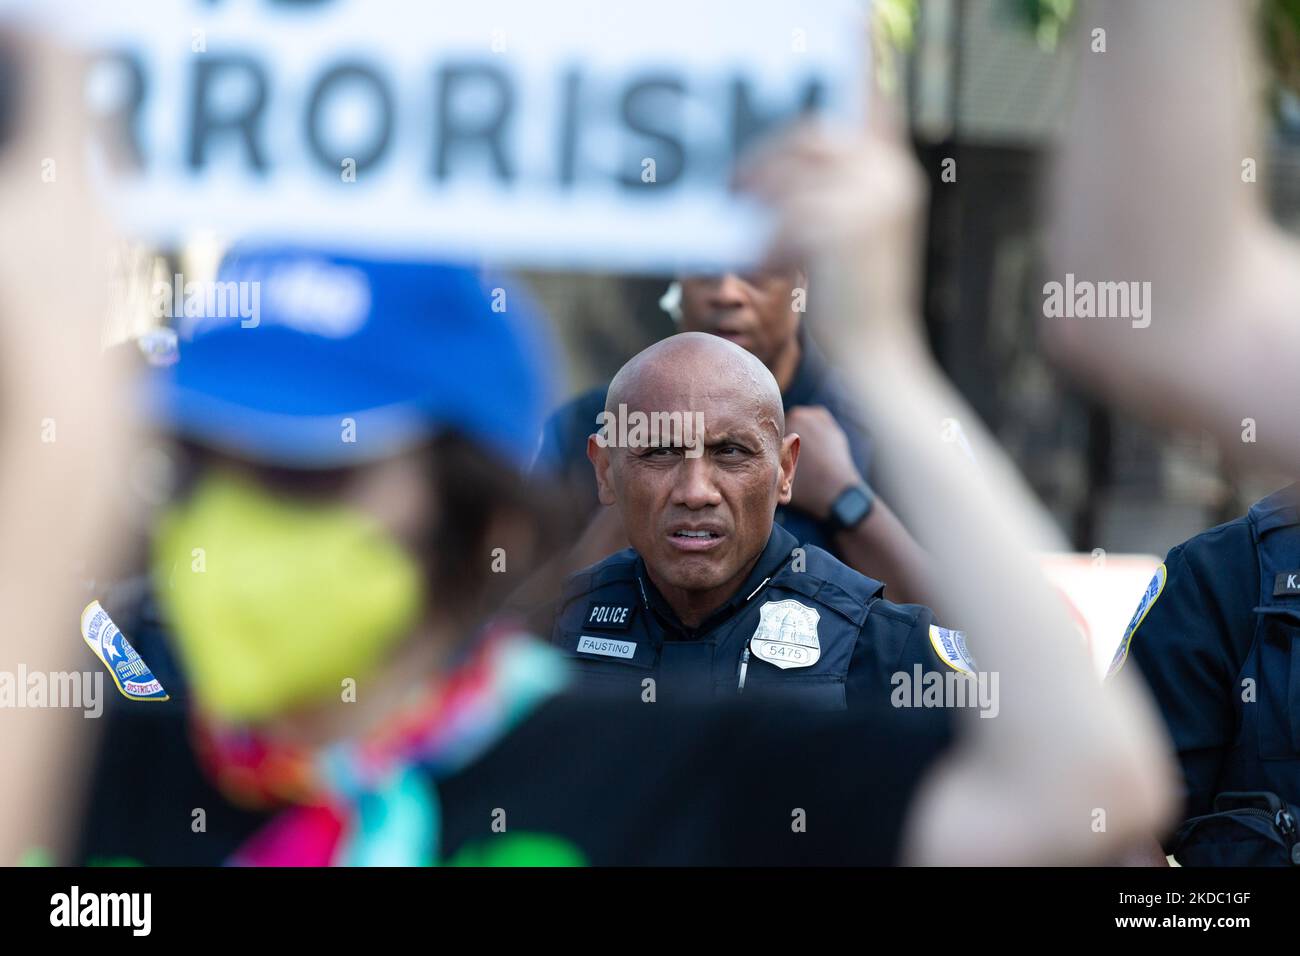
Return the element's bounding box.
[1110,484,1300,864]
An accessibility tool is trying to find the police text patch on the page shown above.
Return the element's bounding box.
[585,603,634,631]
[576,635,636,659]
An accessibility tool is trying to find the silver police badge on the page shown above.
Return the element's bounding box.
[750,599,821,669]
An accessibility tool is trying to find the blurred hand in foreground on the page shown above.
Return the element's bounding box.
[743,118,1178,865]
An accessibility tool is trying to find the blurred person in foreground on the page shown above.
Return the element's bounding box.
[1049,0,1300,476]
[737,87,1180,860]
[529,265,932,607]
[1051,0,1300,865]
[0,31,131,864]
[548,330,965,716]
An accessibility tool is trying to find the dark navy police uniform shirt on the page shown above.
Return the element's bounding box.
[532,334,873,558]
[1111,485,1300,859]
[78,574,955,866]
[549,523,972,722]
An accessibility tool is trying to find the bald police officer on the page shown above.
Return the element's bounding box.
[548,332,975,714]
[533,267,932,607]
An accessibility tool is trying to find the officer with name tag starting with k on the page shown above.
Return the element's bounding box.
[1110,484,1300,865]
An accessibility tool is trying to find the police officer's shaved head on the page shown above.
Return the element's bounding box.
[605,331,785,436]
[589,331,801,628]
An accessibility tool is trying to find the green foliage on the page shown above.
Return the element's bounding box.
[1262,0,1300,100]
[1022,0,1075,51]
[873,0,919,93]
[875,0,920,53]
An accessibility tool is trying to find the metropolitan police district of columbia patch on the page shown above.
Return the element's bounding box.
[750,599,821,669]
[1106,563,1167,680]
[928,624,977,675]
[80,600,170,702]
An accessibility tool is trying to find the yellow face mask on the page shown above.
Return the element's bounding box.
[152,470,424,725]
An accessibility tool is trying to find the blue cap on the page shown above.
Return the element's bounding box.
[146,248,555,470]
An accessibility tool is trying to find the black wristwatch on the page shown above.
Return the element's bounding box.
[828,483,874,533]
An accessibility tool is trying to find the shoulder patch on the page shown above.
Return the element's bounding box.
[928,625,976,674]
[1106,563,1167,679]
[80,600,170,701]
[558,551,639,607]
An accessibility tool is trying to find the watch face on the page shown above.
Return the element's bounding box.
[833,486,871,530]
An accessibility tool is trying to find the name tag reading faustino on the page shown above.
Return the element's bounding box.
[576,636,637,659]
[750,599,821,670]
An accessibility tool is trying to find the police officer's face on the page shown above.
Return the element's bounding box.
[589,378,799,619]
[678,270,803,370]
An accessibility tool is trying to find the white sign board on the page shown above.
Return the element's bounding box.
[38,0,868,271]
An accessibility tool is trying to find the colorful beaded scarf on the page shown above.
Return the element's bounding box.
[194,624,568,866]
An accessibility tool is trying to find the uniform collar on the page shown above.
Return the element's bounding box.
[1251,483,1300,536]
[635,524,799,638]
